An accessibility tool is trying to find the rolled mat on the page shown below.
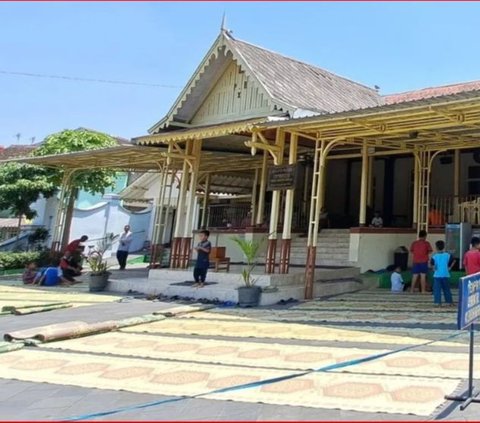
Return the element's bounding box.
[4,320,118,343]
[2,302,73,315]
[116,314,166,328]
[154,304,214,317]
[0,341,23,353]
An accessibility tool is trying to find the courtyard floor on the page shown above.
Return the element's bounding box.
[0,269,478,421]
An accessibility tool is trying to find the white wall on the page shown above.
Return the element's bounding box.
[349,231,445,272]
[70,194,152,256]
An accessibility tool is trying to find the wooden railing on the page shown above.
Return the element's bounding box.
[430,195,480,225]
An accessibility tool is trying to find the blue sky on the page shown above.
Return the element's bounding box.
[1,1,480,146]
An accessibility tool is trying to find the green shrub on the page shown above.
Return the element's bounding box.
[0,250,52,270]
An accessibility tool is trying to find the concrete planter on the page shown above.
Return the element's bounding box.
[89,273,109,292]
[237,286,261,307]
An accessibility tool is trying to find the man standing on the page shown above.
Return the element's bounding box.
[117,225,132,270]
[410,230,433,293]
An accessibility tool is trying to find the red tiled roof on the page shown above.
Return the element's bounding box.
[0,145,37,160]
[383,80,480,105]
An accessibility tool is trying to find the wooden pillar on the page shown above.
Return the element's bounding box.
[151,162,169,247]
[280,133,298,274]
[453,149,460,221]
[256,151,268,226]
[200,173,210,229]
[171,141,191,268]
[367,155,374,208]
[265,129,285,274]
[412,153,419,229]
[181,139,202,268]
[359,140,368,226]
[163,170,176,244]
[454,149,460,197]
[251,168,259,226]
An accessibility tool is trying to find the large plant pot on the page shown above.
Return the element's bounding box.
[89,274,109,292]
[238,286,262,307]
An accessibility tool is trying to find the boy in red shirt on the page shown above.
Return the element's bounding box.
[410,230,433,293]
[463,236,480,275]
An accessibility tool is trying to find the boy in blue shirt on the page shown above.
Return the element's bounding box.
[430,240,455,306]
[193,230,211,288]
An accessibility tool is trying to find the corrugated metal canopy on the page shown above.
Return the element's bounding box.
[2,144,269,173]
[135,117,273,145]
[256,90,480,152]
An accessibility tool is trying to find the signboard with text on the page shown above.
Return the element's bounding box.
[267,165,298,191]
[457,272,480,330]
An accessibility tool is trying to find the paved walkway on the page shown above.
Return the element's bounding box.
[0,278,478,421]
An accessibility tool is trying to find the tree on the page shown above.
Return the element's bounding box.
[33,129,118,248]
[0,163,56,236]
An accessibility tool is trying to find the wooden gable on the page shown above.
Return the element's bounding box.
[191,57,271,125]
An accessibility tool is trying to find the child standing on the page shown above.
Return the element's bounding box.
[390,266,405,292]
[430,240,455,306]
[193,230,211,288]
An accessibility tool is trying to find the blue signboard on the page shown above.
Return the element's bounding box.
[457,273,480,330]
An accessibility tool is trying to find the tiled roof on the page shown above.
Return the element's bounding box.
[384,80,480,104]
[226,34,383,114]
[0,145,36,160]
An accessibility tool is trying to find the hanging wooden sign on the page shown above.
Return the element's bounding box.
[267,164,298,191]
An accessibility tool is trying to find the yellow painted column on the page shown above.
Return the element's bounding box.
[182,139,202,268]
[412,152,419,228]
[200,173,211,229]
[171,140,192,268]
[280,133,298,273]
[453,149,460,221]
[367,155,374,208]
[359,140,368,226]
[265,129,285,274]
[251,168,259,226]
[256,151,268,226]
[305,139,327,299]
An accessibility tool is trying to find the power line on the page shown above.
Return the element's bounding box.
[0,70,181,89]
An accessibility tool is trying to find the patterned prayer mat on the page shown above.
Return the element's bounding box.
[0,285,121,312]
[0,348,460,416]
[42,332,476,379]
[43,331,387,371]
[121,315,462,347]
[196,308,456,325]
[291,300,457,312]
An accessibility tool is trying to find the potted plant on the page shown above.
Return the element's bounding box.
[231,236,264,307]
[85,236,115,292]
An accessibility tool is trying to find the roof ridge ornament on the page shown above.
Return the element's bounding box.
[220,12,234,38]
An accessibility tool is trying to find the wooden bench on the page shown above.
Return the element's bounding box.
[209,247,230,272]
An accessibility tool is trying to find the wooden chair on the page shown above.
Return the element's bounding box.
[209,246,230,272]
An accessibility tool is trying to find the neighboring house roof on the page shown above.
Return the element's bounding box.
[384,80,480,104]
[150,30,382,132]
[0,145,37,160]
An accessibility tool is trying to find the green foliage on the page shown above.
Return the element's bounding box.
[231,236,265,287]
[28,227,50,249]
[0,250,52,270]
[34,129,118,195]
[0,163,56,220]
